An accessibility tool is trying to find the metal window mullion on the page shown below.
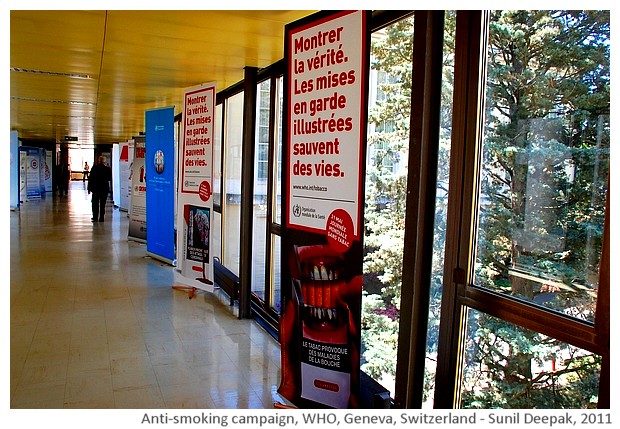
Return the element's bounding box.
[394,10,446,409]
[219,100,228,261]
[434,10,488,409]
[595,177,610,407]
[263,74,279,310]
[462,287,600,353]
[239,66,258,319]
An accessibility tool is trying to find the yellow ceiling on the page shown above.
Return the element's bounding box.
[10,10,316,145]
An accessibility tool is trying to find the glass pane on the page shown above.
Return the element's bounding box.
[252,80,271,301]
[212,211,222,261]
[272,77,283,225]
[422,10,456,408]
[223,92,244,276]
[460,308,601,408]
[270,234,282,314]
[362,16,414,397]
[258,144,268,160]
[251,206,267,301]
[475,11,610,323]
[213,103,222,207]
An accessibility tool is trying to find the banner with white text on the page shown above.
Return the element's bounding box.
[146,106,176,265]
[279,10,369,409]
[10,130,18,209]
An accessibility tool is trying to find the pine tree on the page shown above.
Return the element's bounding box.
[464,10,609,408]
[362,10,609,408]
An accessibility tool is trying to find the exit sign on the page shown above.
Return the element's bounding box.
[64,136,78,141]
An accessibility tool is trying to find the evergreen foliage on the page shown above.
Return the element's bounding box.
[361,10,609,408]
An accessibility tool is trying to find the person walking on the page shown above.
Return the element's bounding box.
[82,162,90,182]
[87,155,112,222]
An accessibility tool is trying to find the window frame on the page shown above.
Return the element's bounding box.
[434,10,610,409]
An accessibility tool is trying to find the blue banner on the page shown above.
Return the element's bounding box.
[10,131,19,208]
[145,106,176,265]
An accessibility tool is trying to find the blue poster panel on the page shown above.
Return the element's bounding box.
[145,106,176,265]
[279,10,370,409]
[10,131,19,208]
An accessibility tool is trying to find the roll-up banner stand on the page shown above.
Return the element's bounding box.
[10,131,19,209]
[19,147,27,203]
[145,106,176,265]
[278,10,370,409]
[128,136,147,242]
[44,149,53,193]
[118,140,132,211]
[112,143,121,207]
[19,146,43,201]
[174,82,216,295]
[38,148,45,197]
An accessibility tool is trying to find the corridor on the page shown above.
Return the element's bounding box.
[10,181,282,409]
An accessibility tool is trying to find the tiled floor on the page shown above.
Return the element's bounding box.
[10,181,282,409]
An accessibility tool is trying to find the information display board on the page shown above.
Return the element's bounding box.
[279,10,370,409]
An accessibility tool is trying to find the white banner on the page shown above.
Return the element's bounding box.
[22,147,42,200]
[19,148,27,202]
[112,144,120,207]
[119,140,133,211]
[280,10,369,409]
[44,149,53,193]
[175,82,216,291]
[128,137,147,242]
[286,10,366,253]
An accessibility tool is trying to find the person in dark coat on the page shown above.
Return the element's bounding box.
[87,155,112,222]
[58,162,70,196]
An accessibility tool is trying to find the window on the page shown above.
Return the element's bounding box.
[223,91,244,276]
[421,10,456,407]
[461,309,601,408]
[256,81,271,182]
[475,11,610,324]
[252,80,271,302]
[362,11,454,407]
[436,10,609,409]
[362,14,415,398]
[270,76,285,313]
[251,72,285,332]
[211,102,222,263]
[273,77,284,227]
[464,11,609,407]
